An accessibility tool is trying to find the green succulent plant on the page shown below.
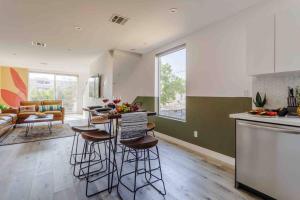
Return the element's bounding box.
[253,92,266,108]
[0,104,8,111]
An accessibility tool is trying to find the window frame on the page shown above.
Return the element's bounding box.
[156,44,187,122]
[28,71,79,114]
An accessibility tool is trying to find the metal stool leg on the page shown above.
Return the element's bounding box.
[117,146,166,200]
[69,131,77,164]
[145,146,166,196]
[133,150,139,200]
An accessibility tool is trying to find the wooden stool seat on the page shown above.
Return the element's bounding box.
[71,126,99,132]
[81,131,113,142]
[147,122,155,131]
[120,135,158,150]
[91,116,110,124]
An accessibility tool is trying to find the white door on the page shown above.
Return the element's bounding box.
[246,15,275,75]
[276,7,300,72]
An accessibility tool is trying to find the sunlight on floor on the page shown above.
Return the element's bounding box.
[65,113,86,122]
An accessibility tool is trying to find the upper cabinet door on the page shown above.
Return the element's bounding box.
[246,15,275,76]
[276,7,300,72]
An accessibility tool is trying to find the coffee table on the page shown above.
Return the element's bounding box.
[24,114,54,136]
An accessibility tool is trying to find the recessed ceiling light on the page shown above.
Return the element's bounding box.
[40,62,48,65]
[67,48,72,51]
[169,8,178,13]
[32,41,47,47]
[12,53,16,56]
[74,26,82,31]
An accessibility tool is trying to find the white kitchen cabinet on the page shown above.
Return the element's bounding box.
[246,15,275,76]
[276,7,300,72]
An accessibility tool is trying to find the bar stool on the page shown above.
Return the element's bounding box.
[90,114,110,131]
[79,130,118,197]
[117,112,166,200]
[69,125,100,166]
[147,122,156,137]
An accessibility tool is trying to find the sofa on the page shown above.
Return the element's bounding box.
[0,113,17,137]
[18,100,65,124]
[0,100,64,137]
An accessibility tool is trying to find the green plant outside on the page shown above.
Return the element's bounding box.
[159,63,185,106]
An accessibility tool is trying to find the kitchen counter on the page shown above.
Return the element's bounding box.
[230,112,300,127]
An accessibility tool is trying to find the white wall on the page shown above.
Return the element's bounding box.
[112,0,300,100]
[83,51,114,107]
[83,50,144,104]
[84,0,300,104]
[112,50,142,103]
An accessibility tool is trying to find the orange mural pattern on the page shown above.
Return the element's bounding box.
[0,66,28,108]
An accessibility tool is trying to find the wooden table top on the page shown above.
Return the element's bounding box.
[83,106,156,119]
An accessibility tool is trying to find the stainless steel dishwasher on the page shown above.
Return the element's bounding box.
[236,120,300,200]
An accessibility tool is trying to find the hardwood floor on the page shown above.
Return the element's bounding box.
[0,133,260,200]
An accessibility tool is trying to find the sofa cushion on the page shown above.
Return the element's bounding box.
[5,113,17,119]
[0,113,17,118]
[42,100,62,105]
[39,105,62,112]
[20,101,41,111]
[18,112,37,119]
[0,114,17,124]
[0,119,10,126]
[20,105,36,113]
[0,116,11,121]
[43,111,62,117]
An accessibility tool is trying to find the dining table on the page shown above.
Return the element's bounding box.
[84,106,157,192]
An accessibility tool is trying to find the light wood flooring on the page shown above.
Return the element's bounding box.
[0,132,260,200]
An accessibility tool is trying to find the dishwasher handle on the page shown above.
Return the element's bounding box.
[238,122,300,134]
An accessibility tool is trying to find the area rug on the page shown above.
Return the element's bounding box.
[0,122,80,146]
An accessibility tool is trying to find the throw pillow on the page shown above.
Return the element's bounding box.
[39,105,62,112]
[19,105,36,113]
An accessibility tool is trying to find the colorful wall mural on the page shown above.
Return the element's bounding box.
[0,66,28,107]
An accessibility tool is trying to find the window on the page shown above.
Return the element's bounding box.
[55,75,78,113]
[29,73,55,100]
[29,72,78,113]
[157,45,186,121]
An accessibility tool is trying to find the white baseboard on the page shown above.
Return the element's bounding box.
[155,131,235,169]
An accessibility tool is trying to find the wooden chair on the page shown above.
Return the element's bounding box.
[117,112,166,200]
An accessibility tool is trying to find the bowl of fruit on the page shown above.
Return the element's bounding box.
[248,108,278,117]
[116,103,140,113]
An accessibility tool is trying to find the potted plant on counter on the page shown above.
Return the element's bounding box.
[253,92,267,110]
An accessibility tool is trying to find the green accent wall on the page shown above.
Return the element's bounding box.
[134,96,251,157]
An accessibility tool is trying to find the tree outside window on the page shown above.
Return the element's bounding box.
[158,47,186,120]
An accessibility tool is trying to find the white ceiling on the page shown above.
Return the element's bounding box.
[0,0,267,72]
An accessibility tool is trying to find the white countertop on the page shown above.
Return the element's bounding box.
[230,113,300,127]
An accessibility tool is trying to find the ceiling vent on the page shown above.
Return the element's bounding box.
[32,41,47,47]
[110,14,129,25]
